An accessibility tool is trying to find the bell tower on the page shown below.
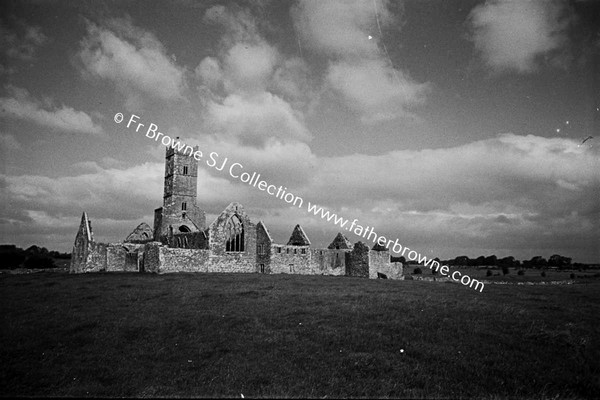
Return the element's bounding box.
[153,142,205,241]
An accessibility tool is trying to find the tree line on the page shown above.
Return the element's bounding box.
[392,254,589,270]
[0,245,70,269]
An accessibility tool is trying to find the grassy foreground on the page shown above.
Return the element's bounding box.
[1,273,599,398]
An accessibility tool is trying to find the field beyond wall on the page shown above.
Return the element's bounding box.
[1,273,599,398]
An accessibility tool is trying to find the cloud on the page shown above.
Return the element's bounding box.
[327,58,429,123]
[1,163,164,223]
[468,0,571,73]
[292,0,392,58]
[0,20,48,61]
[195,4,314,156]
[77,17,187,104]
[270,133,596,260]
[2,133,597,260]
[291,0,428,123]
[206,92,311,145]
[223,42,279,93]
[0,133,21,151]
[306,134,599,212]
[0,86,104,135]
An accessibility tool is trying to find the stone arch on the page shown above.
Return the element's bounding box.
[179,225,191,232]
[225,214,245,252]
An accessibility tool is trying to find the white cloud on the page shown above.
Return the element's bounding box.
[223,42,278,94]
[195,56,223,92]
[327,58,429,123]
[78,17,187,103]
[0,86,104,135]
[194,3,314,163]
[206,93,311,145]
[306,134,599,212]
[291,0,428,123]
[469,0,571,73]
[292,0,392,58]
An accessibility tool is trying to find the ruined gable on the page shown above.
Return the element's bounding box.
[287,224,311,246]
[70,212,93,273]
[124,222,154,244]
[328,232,353,249]
[372,242,388,251]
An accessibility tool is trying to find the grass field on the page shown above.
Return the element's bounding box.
[1,272,599,398]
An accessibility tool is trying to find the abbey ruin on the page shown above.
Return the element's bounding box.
[70,145,403,279]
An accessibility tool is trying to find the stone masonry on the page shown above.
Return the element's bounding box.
[70,144,402,279]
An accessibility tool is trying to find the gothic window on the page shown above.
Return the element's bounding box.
[277,247,281,253]
[301,248,306,254]
[225,214,244,252]
[182,202,187,211]
[183,166,188,175]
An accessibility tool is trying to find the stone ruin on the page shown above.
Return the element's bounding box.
[70,145,403,279]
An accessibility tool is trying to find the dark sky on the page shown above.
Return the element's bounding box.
[1,0,599,263]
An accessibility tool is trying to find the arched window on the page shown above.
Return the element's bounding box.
[179,225,191,232]
[225,214,244,252]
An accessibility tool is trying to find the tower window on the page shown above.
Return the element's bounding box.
[182,202,187,211]
[183,166,188,175]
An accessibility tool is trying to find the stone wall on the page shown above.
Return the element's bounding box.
[345,242,370,277]
[84,242,107,273]
[143,242,161,273]
[105,243,145,272]
[369,250,401,279]
[270,244,312,274]
[207,253,256,273]
[310,248,348,276]
[158,247,210,273]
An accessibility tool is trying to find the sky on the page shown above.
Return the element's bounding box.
[0,0,599,263]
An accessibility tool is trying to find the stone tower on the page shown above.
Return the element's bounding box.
[153,144,205,241]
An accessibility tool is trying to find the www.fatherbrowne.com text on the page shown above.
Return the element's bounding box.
[115,112,485,293]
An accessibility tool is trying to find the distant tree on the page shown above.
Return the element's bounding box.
[475,256,486,266]
[432,258,440,274]
[391,256,406,264]
[548,254,572,270]
[570,273,575,279]
[484,255,498,266]
[541,271,547,277]
[25,245,49,256]
[0,245,26,269]
[501,265,509,275]
[1,252,26,269]
[48,250,71,259]
[486,270,493,277]
[453,256,470,267]
[413,267,422,275]
[528,256,547,269]
[517,269,524,276]
[23,255,55,269]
